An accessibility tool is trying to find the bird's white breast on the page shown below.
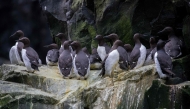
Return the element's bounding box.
[134,44,146,69]
[105,50,120,76]
[154,52,167,79]
[97,45,107,61]
[9,45,18,64]
[21,49,33,72]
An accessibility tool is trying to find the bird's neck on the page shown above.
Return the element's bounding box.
[150,43,156,49]
[61,39,67,44]
[98,39,105,46]
[168,32,175,38]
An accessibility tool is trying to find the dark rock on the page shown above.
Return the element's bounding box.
[182,15,190,54]
[0,0,52,64]
[144,79,190,109]
[172,54,190,80]
[0,80,59,109]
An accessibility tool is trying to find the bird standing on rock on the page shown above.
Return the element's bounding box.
[71,41,90,80]
[157,27,183,59]
[58,41,74,78]
[124,44,133,63]
[104,33,129,70]
[44,43,59,66]
[154,39,175,79]
[18,37,41,73]
[129,33,146,69]
[9,30,25,65]
[94,35,111,61]
[90,48,102,70]
[144,37,157,65]
[54,33,72,55]
[100,40,123,77]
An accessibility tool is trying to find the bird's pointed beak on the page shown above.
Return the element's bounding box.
[43,45,49,48]
[69,40,73,43]
[142,34,148,37]
[10,32,17,38]
[103,36,109,39]
[165,40,170,43]
[157,30,164,36]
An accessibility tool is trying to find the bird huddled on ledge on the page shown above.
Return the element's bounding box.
[9,26,184,81]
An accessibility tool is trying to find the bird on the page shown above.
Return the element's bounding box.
[71,41,90,80]
[144,37,157,65]
[99,40,123,86]
[58,40,74,78]
[94,35,111,61]
[44,43,59,66]
[82,47,90,58]
[104,33,129,70]
[124,44,133,63]
[9,30,25,65]
[154,39,175,79]
[54,33,71,55]
[89,48,102,70]
[129,33,147,69]
[157,27,183,59]
[18,37,41,73]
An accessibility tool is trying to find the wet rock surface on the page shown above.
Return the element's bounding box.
[144,79,190,109]
[0,64,156,109]
[0,61,190,109]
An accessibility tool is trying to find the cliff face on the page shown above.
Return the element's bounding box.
[1,0,190,109]
[0,60,190,109]
[0,64,156,109]
[39,0,190,52]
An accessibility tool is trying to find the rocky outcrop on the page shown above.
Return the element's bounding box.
[144,79,190,109]
[0,64,157,109]
[1,55,190,109]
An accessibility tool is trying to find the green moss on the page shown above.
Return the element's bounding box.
[88,25,97,48]
[94,0,107,21]
[143,80,171,109]
[71,0,84,11]
[96,14,134,45]
[0,95,13,107]
[115,16,133,45]
[70,21,96,51]
[46,12,67,46]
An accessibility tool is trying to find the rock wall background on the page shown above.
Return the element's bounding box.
[0,0,52,65]
[0,0,190,108]
[0,0,190,64]
[40,0,190,52]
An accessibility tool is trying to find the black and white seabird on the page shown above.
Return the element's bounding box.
[18,37,41,72]
[54,33,70,55]
[157,27,182,59]
[94,35,111,61]
[124,44,133,63]
[129,33,147,69]
[71,41,90,80]
[44,43,59,66]
[144,37,157,65]
[154,39,175,79]
[58,41,74,78]
[90,48,102,70]
[82,47,90,58]
[9,30,25,65]
[104,33,129,70]
[100,40,123,77]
